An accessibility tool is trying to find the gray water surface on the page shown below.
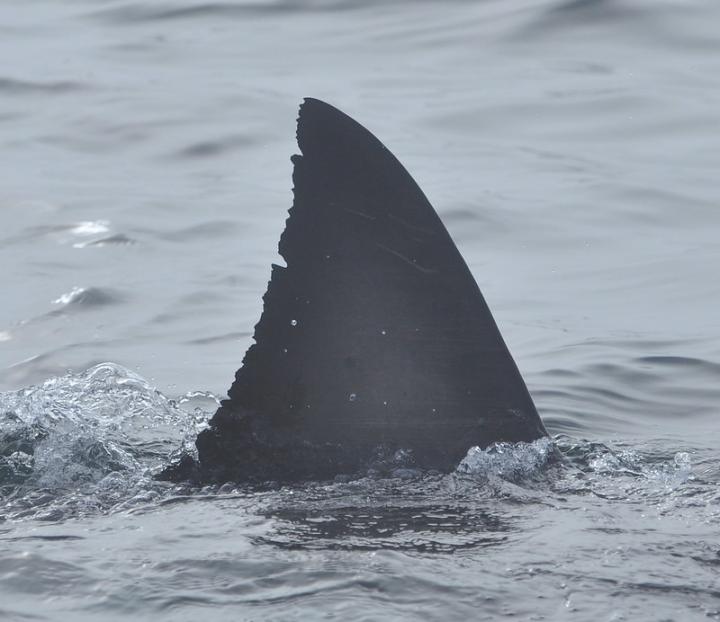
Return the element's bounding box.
[1,1,719,620]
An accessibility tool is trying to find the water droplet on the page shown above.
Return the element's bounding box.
[432,408,437,413]
[290,319,297,326]
[383,401,388,406]
[380,329,386,335]
[349,393,357,402]
[283,348,288,353]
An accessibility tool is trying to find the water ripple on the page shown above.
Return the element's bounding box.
[0,77,87,96]
[51,286,124,310]
[94,0,385,24]
[172,135,257,159]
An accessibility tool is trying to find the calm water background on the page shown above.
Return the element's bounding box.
[1,0,719,620]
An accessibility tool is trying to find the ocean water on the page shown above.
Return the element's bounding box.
[1,0,719,620]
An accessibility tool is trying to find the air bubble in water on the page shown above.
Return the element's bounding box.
[349,393,357,402]
[290,319,298,326]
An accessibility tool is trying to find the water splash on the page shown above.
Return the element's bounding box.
[0,363,213,520]
[550,436,714,521]
[456,438,557,482]
[0,367,712,526]
[556,436,697,487]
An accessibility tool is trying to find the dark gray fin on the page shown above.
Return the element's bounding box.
[195,98,546,482]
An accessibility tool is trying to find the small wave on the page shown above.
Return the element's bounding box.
[0,364,213,521]
[260,498,511,553]
[634,355,720,375]
[455,435,710,513]
[185,331,252,345]
[159,220,240,242]
[567,438,695,483]
[534,345,720,441]
[51,286,122,309]
[93,1,364,24]
[547,0,630,17]
[172,135,256,159]
[521,0,652,33]
[552,436,714,518]
[73,233,137,248]
[1,220,117,249]
[0,77,86,96]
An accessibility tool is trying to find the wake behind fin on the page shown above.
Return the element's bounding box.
[193,98,546,482]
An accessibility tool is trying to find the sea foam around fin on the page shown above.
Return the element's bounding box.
[0,365,708,523]
[456,438,557,482]
[0,363,212,520]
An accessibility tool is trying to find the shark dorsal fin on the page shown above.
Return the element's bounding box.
[196,98,546,480]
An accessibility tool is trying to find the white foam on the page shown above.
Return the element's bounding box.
[456,438,555,481]
[52,286,86,305]
[70,220,110,236]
